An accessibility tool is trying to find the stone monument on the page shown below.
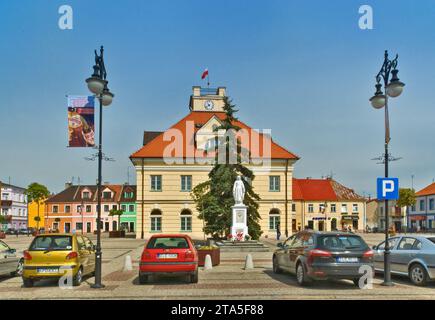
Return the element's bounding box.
[231,176,249,241]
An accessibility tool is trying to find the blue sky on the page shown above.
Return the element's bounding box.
[0,0,434,196]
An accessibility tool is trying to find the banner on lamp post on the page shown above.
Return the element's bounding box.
[67,95,95,147]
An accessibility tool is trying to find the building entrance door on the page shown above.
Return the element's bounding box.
[86,222,91,233]
[318,221,325,231]
[105,222,109,232]
[65,223,71,233]
[129,222,135,232]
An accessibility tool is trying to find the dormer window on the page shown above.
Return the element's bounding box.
[82,191,90,200]
[103,191,112,199]
[124,192,133,199]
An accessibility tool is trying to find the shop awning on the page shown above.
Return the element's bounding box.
[410,215,427,221]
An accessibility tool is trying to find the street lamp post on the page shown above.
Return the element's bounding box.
[86,46,115,289]
[369,50,405,286]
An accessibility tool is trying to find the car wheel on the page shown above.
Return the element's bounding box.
[73,267,83,286]
[296,263,311,286]
[272,256,282,274]
[190,270,199,283]
[22,278,34,288]
[139,274,148,284]
[409,264,428,287]
[13,259,24,277]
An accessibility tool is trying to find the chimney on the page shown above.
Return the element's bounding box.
[65,182,73,189]
[192,86,201,97]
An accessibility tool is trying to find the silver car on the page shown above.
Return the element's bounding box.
[0,240,23,277]
[373,235,435,286]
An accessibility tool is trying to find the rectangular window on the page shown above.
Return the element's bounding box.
[292,203,296,212]
[124,192,133,199]
[104,205,109,212]
[86,205,92,213]
[77,205,81,213]
[129,204,134,212]
[269,215,280,230]
[112,205,117,210]
[180,216,192,232]
[330,204,336,213]
[53,205,58,213]
[319,204,325,212]
[430,199,434,211]
[308,204,314,213]
[420,200,425,211]
[181,175,192,192]
[121,205,126,212]
[341,204,348,213]
[65,205,71,213]
[103,192,111,199]
[75,223,83,231]
[352,204,358,212]
[82,192,90,199]
[269,176,280,192]
[151,175,162,191]
[151,217,162,232]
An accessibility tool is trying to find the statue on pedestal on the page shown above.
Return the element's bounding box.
[233,176,245,205]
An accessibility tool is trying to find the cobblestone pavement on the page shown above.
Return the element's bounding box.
[1,233,434,300]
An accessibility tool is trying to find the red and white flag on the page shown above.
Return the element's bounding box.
[201,68,209,79]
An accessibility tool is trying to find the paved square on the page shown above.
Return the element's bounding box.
[1,234,434,300]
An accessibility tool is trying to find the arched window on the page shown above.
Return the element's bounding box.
[150,209,162,232]
[180,209,192,232]
[269,209,280,231]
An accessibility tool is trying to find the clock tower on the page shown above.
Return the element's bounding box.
[189,86,226,112]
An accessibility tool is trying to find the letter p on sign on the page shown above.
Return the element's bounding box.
[377,178,399,200]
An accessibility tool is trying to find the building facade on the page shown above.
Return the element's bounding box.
[28,199,48,229]
[0,182,28,230]
[119,185,137,232]
[130,86,299,239]
[292,178,366,232]
[408,182,435,231]
[45,183,136,233]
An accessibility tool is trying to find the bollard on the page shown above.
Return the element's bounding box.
[203,254,213,270]
[244,254,254,270]
[123,254,133,272]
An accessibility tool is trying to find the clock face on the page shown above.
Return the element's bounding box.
[204,100,214,110]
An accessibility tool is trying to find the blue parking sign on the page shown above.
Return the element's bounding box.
[377,178,399,200]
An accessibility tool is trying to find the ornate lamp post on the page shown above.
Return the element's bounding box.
[86,46,115,289]
[369,50,405,286]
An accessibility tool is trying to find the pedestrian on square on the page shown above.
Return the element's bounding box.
[276,222,281,241]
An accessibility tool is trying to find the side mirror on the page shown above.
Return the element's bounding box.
[372,245,377,250]
[9,248,16,254]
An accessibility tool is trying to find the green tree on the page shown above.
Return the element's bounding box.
[192,97,262,239]
[26,183,50,230]
[397,188,417,208]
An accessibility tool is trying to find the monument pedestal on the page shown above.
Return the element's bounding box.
[231,204,248,241]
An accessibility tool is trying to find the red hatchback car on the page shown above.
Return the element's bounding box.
[139,234,199,284]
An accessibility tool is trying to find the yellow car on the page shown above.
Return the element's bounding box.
[22,233,96,287]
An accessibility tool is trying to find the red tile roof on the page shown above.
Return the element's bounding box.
[130,111,299,160]
[46,184,136,203]
[416,182,435,196]
[292,178,364,201]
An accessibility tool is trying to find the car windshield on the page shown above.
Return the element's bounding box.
[29,236,73,251]
[317,235,368,251]
[147,237,189,249]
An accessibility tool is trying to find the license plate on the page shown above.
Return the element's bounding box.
[158,254,178,259]
[336,257,359,263]
[37,268,59,273]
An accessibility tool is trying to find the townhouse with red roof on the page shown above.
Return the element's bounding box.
[292,178,366,232]
[408,182,435,231]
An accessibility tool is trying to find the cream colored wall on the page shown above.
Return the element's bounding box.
[133,159,295,239]
[293,200,366,231]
